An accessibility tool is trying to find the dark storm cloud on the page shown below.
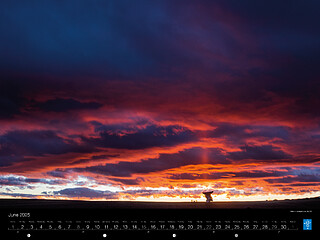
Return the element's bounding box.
[0,192,39,198]
[46,169,68,179]
[170,172,226,180]
[0,175,67,186]
[232,170,286,178]
[53,187,118,199]
[227,145,291,161]
[0,130,95,167]
[108,177,143,186]
[169,170,287,180]
[24,178,66,185]
[34,98,103,112]
[0,156,33,167]
[265,174,320,184]
[0,176,28,186]
[208,124,290,145]
[70,154,120,165]
[289,183,320,187]
[77,147,228,177]
[82,124,197,150]
[0,130,93,156]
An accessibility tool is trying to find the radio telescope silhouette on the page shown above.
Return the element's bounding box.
[202,191,213,203]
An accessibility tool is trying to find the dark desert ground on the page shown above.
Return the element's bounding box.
[1,197,319,209]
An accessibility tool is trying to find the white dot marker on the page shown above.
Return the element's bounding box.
[27,233,31,238]
[235,233,238,238]
[173,233,176,238]
[102,233,107,238]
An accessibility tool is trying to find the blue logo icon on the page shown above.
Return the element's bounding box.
[303,219,312,230]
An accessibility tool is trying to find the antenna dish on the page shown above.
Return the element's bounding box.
[202,191,213,203]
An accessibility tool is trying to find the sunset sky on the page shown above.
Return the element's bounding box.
[0,0,320,201]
